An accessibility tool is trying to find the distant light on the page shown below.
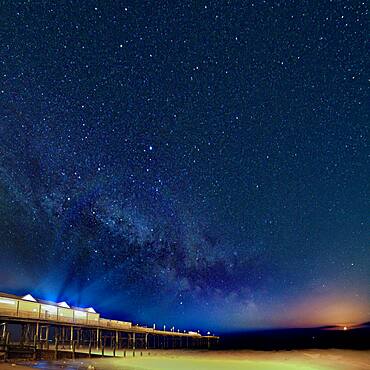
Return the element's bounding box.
[207,331,211,335]
[343,326,348,331]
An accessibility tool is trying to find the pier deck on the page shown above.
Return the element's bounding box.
[0,292,219,359]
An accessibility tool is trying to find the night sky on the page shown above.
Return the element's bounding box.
[0,1,369,333]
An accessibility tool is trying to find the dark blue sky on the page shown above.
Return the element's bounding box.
[0,1,369,332]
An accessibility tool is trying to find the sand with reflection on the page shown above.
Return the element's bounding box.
[2,349,369,370]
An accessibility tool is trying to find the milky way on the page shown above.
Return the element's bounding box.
[0,1,369,332]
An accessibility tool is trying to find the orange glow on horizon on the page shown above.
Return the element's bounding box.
[269,292,370,329]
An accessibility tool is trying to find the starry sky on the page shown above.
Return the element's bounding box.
[0,1,369,333]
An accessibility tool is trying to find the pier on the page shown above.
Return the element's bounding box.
[0,292,219,360]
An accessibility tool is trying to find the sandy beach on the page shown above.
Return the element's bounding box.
[1,349,369,370]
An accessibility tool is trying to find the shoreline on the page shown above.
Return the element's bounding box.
[0,349,369,370]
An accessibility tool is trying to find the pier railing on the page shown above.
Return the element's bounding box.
[0,293,217,340]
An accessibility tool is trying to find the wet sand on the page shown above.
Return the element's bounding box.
[1,349,369,370]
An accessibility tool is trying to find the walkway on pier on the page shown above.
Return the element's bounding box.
[0,291,219,359]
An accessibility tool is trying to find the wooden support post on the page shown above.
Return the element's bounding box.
[76,327,80,348]
[4,331,10,361]
[20,324,25,346]
[45,326,50,350]
[145,333,148,349]
[72,340,76,360]
[65,327,68,348]
[127,333,131,350]
[88,341,92,358]
[22,324,26,346]
[115,331,119,349]
[132,332,136,356]
[102,336,105,357]
[36,322,40,341]
[113,338,116,357]
[96,328,100,350]
[70,326,74,349]
[55,327,59,345]
[88,329,92,351]
[54,337,58,360]
[22,324,29,344]
[60,327,64,348]
[1,322,6,339]
[27,324,33,345]
[33,334,37,360]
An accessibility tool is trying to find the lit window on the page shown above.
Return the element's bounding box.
[41,305,57,314]
[74,310,87,317]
